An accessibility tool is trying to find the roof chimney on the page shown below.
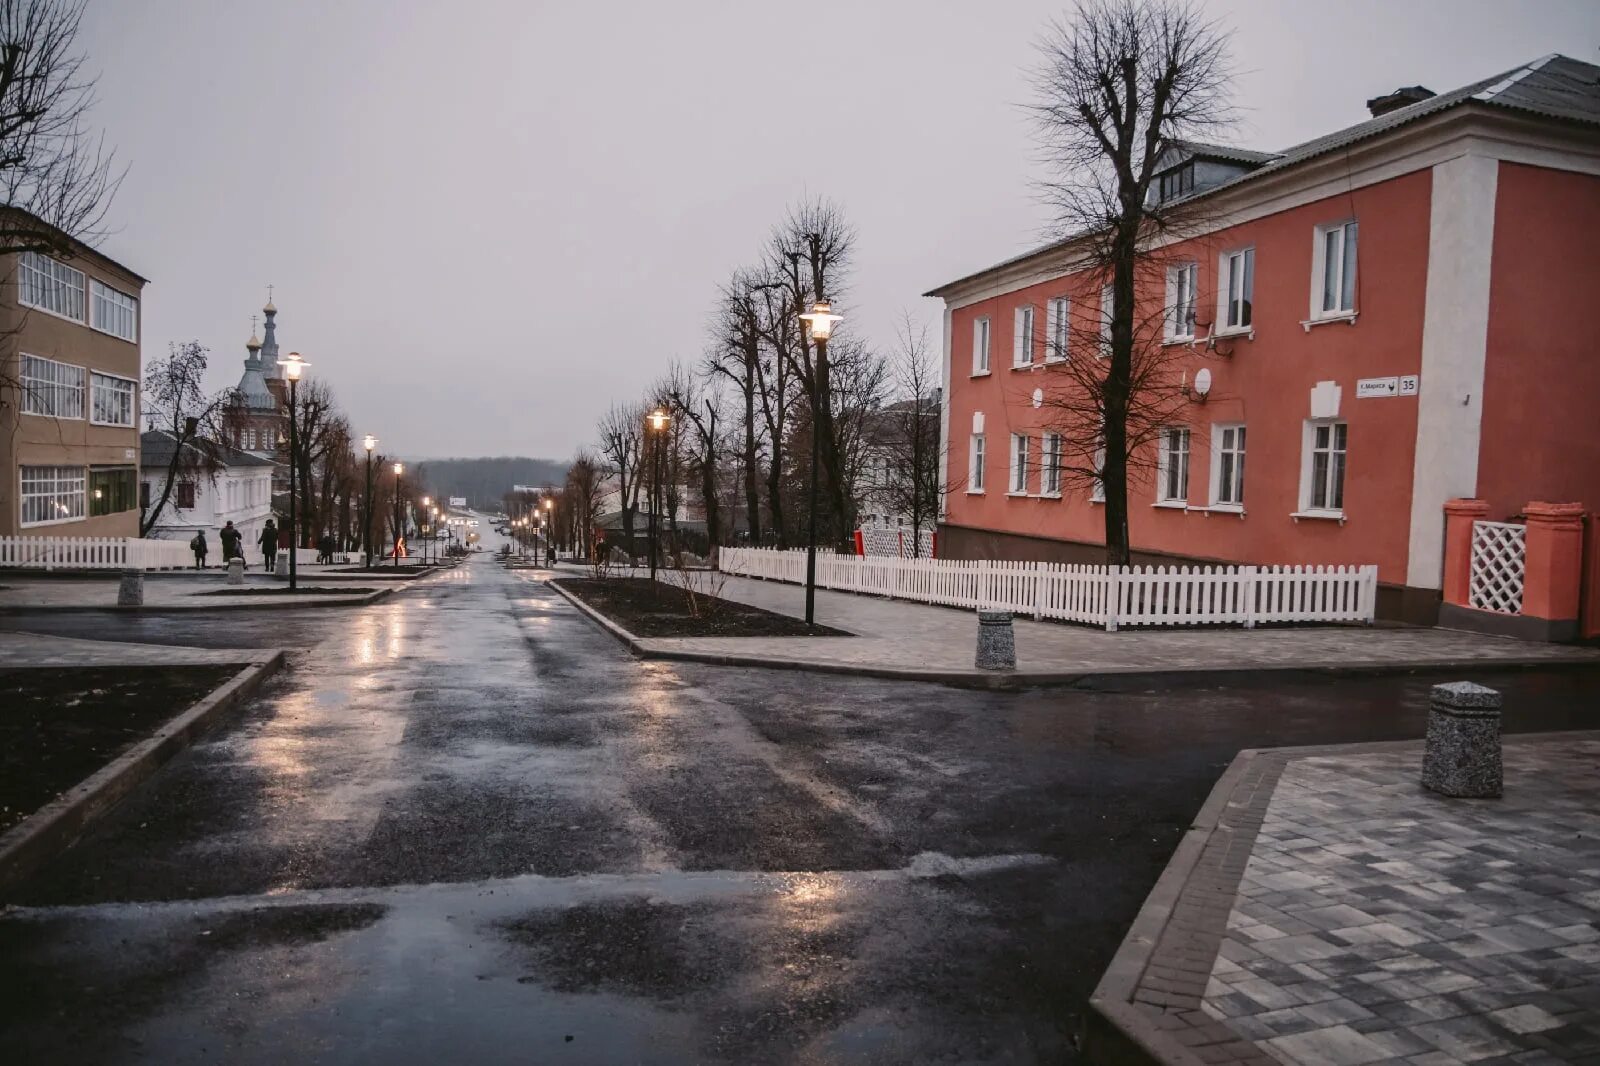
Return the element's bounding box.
[1366,85,1436,118]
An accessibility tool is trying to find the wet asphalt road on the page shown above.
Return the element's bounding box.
[2,556,1598,1065]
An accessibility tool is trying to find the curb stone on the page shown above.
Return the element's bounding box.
[0,651,287,895]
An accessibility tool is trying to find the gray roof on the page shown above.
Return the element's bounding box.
[1165,139,1282,166]
[141,429,278,470]
[926,54,1600,298]
[235,364,278,411]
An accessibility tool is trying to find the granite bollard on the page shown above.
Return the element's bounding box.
[1421,681,1503,799]
[274,549,290,580]
[975,609,1016,671]
[227,557,245,585]
[116,568,144,607]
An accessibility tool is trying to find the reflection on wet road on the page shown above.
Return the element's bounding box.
[2,555,1597,1063]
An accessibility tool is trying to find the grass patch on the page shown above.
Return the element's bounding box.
[555,577,844,638]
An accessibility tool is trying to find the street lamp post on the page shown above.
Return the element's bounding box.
[392,462,405,569]
[432,506,441,563]
[277,352,311,591]
[422,497,432,565]
[543,497,554,566]
[646,408,669,582]
[362,434,378,569]
[797,299,842,626]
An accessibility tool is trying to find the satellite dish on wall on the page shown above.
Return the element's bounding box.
[1193,368,1212,398]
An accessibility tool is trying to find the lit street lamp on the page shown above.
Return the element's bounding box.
[392,461,405,569]
[543,497,554,566]
[362,434,378,568]
[646,408,670,583]
[797,298,842,626]
[422,497,432,565]
[277,351,311,591]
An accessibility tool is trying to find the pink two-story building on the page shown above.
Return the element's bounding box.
[926,55,1600,623]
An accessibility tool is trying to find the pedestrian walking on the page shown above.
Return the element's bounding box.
[259,519,278,573]
[191,529,208,570]
[220,521,242,564]
[318,530,336,565]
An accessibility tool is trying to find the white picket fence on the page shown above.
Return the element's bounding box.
[0,535,194,571]
[718,547,1377,631]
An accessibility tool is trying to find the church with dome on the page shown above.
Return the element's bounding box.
[230,291,291,492]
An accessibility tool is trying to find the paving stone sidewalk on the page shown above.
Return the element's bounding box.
[1093,732,1600,1066]
[590,569,1600,681]
[0,573,393,611]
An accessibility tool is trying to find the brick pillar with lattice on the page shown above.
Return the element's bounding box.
[1522,501,1585,641]
[1442,498,1488,609]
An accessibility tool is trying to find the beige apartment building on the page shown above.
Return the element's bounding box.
[0,212,147,537]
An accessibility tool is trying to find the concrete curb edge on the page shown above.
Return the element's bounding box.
[0,650,287,895]
[544,578,1600,690]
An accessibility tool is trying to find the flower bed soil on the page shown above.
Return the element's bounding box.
[195,586,380,596]
[0,666,241,833]
[554,577,845,638]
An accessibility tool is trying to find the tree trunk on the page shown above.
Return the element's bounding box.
[743,353,761,542]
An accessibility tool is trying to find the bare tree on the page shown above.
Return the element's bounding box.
[140,341,237,536]
[0,0,122,258]
[597,401,644,554]
[709,268,768,543]
[284,379,344,548]
[1032,0,1232,563]
[666,359,724,563]
[564,450,604,570]
[877,316,957,557]
[771,198,856,551]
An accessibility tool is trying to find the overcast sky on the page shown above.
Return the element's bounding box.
[80,0,1598,460]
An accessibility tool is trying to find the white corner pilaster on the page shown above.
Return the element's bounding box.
[938,305,952,520]
[1406,153,1498,589]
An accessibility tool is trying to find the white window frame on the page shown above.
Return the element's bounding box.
[1156,427,1190,505]
[1013,304,1035,368]
[1218,247,1255,333]
[1090,439,1106,503]
[17,251,87,322]
[1165,262,1197,342]
[90,371,137,427]
[19,353,85,419]
[1008,433,1030,495]
[20,464,87,527]
[1311,220,1359,319]
[1098,284,1114,357]
[968,433,986,493]
[1045,296,1069,362]
[972,317,991,376]
[90,280,139,342]
[1210,423,1246,508]
[1042,432,1063,496]
[1298,420,1348,516]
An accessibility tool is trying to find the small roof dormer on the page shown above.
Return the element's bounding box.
[1148,140,1282,207]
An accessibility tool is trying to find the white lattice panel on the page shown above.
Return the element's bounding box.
[1468,520,1525,615]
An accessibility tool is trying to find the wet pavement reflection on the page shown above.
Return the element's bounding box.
[1,553,1597,1063]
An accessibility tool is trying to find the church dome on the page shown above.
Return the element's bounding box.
[263,299,277,314]
[247,330,262,350]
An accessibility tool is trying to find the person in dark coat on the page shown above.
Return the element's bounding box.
[219,521,242,564]
[191,530,208,570]
[259,519,278,573]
